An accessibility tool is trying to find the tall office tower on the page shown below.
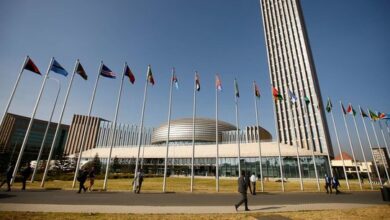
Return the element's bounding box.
[260,0,333,156]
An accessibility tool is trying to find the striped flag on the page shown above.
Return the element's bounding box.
[216,74,222,91]
[100,64,116,78]
[75,62,88,80]
[23,57,41,75]
[147,65,155,85]
[195,72,200,91]
[369,109,379,121]
[254,81,260,98]
[172,69,178,89]
[124,65,135,84]
[272,87,283,100]
[234,79,239,98]
[288,89,297,103]
[360,107,368,118]
[347,104,356,116]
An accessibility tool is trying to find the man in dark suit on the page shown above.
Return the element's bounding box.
[21,162,32,191]
[234,170,250,211]
[0,164,13,191]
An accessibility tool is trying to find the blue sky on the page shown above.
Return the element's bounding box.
[0,0,389,160]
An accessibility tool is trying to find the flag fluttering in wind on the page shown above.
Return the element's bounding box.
[254,81,260,98]
[288,89,297,103]
[272,87,283,100]
[76,62,88,80]
[369,110,379,121]
[304,96,310,105]
[216,74,222,91]
[347,104,356,116]
[378,112,387,120]
[23,57,41,75]
[50,59,68,76]
[172,71,179,89]
[147,65,155,85]
[326,98,332,112]
[341,103,347,115]
[234,79,239,98]
[360,107,368,118]
[100,64,116,78]
[195,72,200,91]
[124,65,135,84]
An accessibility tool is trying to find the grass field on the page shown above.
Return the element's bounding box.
[0,205,389,219]
[11,176,381,193]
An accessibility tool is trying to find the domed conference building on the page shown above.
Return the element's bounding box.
[64,115,330,179]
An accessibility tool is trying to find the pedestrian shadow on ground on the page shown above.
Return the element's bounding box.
[250,206,285,211]
[0,194,16,199]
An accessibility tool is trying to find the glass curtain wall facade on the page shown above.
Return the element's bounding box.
[260,0,333,155]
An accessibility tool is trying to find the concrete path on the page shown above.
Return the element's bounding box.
[0,190,387,213]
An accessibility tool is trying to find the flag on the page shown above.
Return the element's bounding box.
[341,103,347,115]
[326,98,332,112]
[216,74,222,91]
[254,81,260,98]
[383,114,390,120]
[23,57,41,75]
[147,65,155,85]
[124,65,135,84]
[288,89,297,103]
[75,62,87,80]
[369,109,379,121]
[195,72,200,91]
[50,59,68,76]
[100,64,116,78]
[234,79,239,98]
[172,72,178,89]
[272,87,283,100]
[378,112,386,120]
[304,96,310,105]
[347,104,356,116]
[360,107,368,118]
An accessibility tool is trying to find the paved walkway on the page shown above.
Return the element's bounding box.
[0,190,387,213]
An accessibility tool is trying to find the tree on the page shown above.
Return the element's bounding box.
[92,153,102,174]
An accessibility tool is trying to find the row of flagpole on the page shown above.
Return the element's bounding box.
[2,56,389,192]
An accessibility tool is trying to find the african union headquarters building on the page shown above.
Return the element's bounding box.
[0,0,333,179]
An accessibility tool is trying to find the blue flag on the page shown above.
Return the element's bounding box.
[100,64,116,78]
[50,59,68,76]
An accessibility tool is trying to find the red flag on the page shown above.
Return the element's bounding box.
[23,57,41,75]
[125,65,135,84]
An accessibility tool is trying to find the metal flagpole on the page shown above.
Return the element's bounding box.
[340,102,362,190]
[31,77,61,183]
[360,106,382,186]
[0,56,29,129]
[42,60,78,187]
[369,114,390,182]
[234,86,241,183]
[302,98,320,191]
[386,121,390,138]
[11,58,53,185]
[103,63,126,190]
[287,92,304,191]
[190,72,197,192]
[329,107,350,190]
[351,105,373,190]
[215,83,220,192]
[133,65,150,192]
[163,68,174,192]
[379,121,390,171]
[253,82,264,192]
[271,89,285,192]
[71,61,102,188]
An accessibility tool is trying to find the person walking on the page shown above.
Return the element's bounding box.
[77,169,88,193]
[332,176,340,194]
[0,164,13,191]
[88,167,96,192]
[133,169,144,194]
[234,170,250,211]
[324,174,332,194]
[250,173,257,195]
[21,162,32,191]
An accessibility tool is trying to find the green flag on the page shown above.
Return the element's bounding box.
[326,98,332,112]
[234,79,239,98]
[304,96,310,105]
